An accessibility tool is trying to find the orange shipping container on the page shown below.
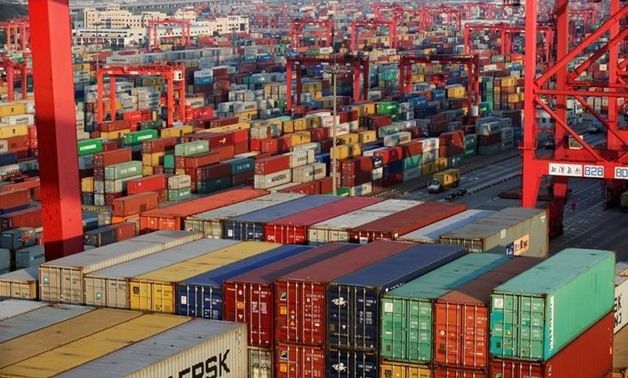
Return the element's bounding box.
[112,192,159,218]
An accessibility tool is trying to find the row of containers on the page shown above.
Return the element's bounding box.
[0,229,624,377]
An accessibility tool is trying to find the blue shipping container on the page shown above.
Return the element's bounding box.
[176,244,312,319]
[327,349,377,378]
[0,152,18,167]
[223,195,343,241]
[383,160,403,176]
[327,244,466,351]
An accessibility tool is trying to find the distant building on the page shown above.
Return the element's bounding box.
[83,4,167,29]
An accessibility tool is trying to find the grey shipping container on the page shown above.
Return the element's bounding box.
[399,210,494,243]
[184,192,305,238]
[15,245,45,269]
[57,319,247,378]
[0,303,94,343]
[0,248,9,273]
[223,195,343,241]
[0,227,36,251]
[39,230,202,304]
[83,239,239,308]
[439,207,549,257]
[327,244,466,351]
[308,200,423,245]
[0,299,48,321]
[0,267,38,300]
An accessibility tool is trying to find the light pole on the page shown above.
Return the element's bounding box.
[325,63,350,196]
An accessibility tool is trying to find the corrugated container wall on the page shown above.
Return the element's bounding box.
[0,267,38,300]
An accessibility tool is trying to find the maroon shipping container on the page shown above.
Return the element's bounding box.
[279,182,318,195]
[104,193,124,206]
[126,174,167,195]
[310,128,330,142]
[112,192,159,217]
[489,313,614,378]
[0,207,41,231]
[364,115,392,129]
[196,163,231,181]
[275,240,416,346]
[93,168,104,181]
[142,137,177,154]
[6,135,29,153]
[338,157,373,188]
[255,155,291,175]
[350,202,467,243]
[100,120,130,133]
[93,149,132,168]
[175,151,220,169]
[434,257,542,370]
[0,190,30,210]
[275,343,325,378]
[478,134,501,146]
[232,171,253,187]
[234,142,248,155]
[209,116,239,128]
[318,176,334,194]
[264,197,381,245]
[213,144,235,161]
[251,138,279,154]
[402,139,423,157]
[223,243,358,347]
[114,222,137,242]
[434,368,488,378]
[373,147,403,164]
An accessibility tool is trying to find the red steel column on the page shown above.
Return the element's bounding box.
[353,65,361,103]
[167,76,174,126]
[29,0,83,259]
[179,67,186,124]
[7,65,14,102]
[607,0,620,150]
[286,62,293,111]
[109,75,117,122]
[97,69,104,124]
[295,65,302,106]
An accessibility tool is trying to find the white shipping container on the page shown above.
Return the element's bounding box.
[94,194,105,206]
[399,210,495,244]
[57,320,247,378]
[1,114,34,125]
[104,175,143,194]
[350,182,373,196]
[384,131,412,147]
[248,347,272,378]
[0,299,48,320]
[615,262,628,333]
[168,175,192,190]
[193,69,214,78]
[403,166,422,182]
[372,167,383,181]
[292,164,315,183]
[38,230,203,304]
[291,142,322,155]
[312,162,326,181]
[0,266,39,300]
[254,169,292,190]
[421,137,440,152]
[15,245,45,269]
[0,140,7,154]
[285,150,315,168]
[422,150,438,164]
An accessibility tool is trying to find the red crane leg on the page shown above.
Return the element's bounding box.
[286,63,293,111]
[28,0,83,259]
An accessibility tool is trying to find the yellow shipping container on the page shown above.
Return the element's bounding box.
[0,308,141,369]
[348,143,362,157]
[501,77,517,87]
[508,94,520,103]
[330,145,350,160]
[447,86,466,99]
[0,124,28,138]
[81,177,94,193]
[160,125,193,138]
[337,133,360,145]
[142,151,164,167]
[379,361,432,378]
[128,242,281,313]
[294,118,309,131]
[289,131,312,146]
[0,314,188,378]
[282,120,295,134]
[358,130,377,144]
[421,162,437,175]
[142,165,154,176]
[235,110,259,122]
[314,91,323,100]
[100,129,131,140]
[436,157,449,171]
[305,116,321,129]
[201,122,251,133]
[363,103,376,115]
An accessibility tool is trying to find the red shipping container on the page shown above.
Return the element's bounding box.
[100,120,131,133]
[93,149,132,168]
[231,171,253,187]
[255,155,291,175]
[489,313,614,378]
[373,146,404,164]
[175,151,220,170]
[196,163,231,181]
[317,176,334,194]
[114,222,137,242]
[0,207,41,231]
[1,178,40,193]
[0,190,30,210]
[275,240,417,346]
[277,135,293,154]
[434,368,488,378]
[434,258,542,370]
[223,243,359,347]
[112,192,159,217]
[209,117,239,128]
[279,182,318,195]
[139,188,267,233]
[213,144,235,161]
[101,141,119,152]
[275,343,325,378]
[33,186,41,201]
[104,193,124,206]
[127,174,167,195]
[192,106,213,119]
[402,139,423,157]
[310,128,330,142]
[264,197,381,245]
[338,157,373,188]
[142,137,177,154]
[350,202,467,243]
[6,135,29,153]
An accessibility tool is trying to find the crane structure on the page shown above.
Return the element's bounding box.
[97,64,186,127]
[289,19,335,50]
[425,6,463,31]
[400,9,434,33]
[520,0,628,236]
[463,23,555,63]
[285,54,369,111]
[0,18,30,53]
[146,19,192,52]
[398,54,481,117]
[0,55,30,102]
[372,4,404,24]
[349,20,398,53]
[569,7,600,46]
[461,3,498,20]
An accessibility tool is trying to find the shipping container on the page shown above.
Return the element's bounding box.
[439,208,549,257]
[265,197,381,244]
[434,257,542,370]
[327,347,378,378]
[177,244,312,319]
[380,254,512,364]
[489,313,614,378]
[248,347,273,378]
[433,368,487,377]
[0,267,38,300]
[184,192,305,238]
[275,343,325,378]
[308,200,423,245]
[616,262,628,334]
[112,192,159,218]
[223,243,360,348]
[139,188,268,232]
[57,319,246,378]
[128,241,281,313]
[490,248,615,361]
[39,230,202,303]
[379,361,432,378]
[328,244,466,352]
[276,240,418,347]
[399,210,495,243]
[224,195,343,241]
[615,324,628,378]
[351,202,467,244]
[0,299,47,321]
[84,239,238,308]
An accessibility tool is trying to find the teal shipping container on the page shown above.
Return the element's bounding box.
[490,248,615,361]
[380,253,511,364]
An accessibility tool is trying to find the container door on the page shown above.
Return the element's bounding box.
[407,300,433,363]
[328,284,352,348]
[355,287,379,351]
[248,347,272,378]
[276,281,326,346]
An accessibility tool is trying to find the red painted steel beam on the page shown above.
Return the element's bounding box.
[28,0,84,259]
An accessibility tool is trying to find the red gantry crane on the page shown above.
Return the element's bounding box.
[350,20,398,53]
[401,9,434,33]
[285,54,370,111]
[290,19,335,50]
[97,63,186,127]
[519,0,628,236]
[0,54,30,101]
[147,18,192,52]
[0,18,30,53]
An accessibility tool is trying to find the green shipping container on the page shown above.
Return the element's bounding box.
[380,253,511,364]
[377,125,401,139]
[225,158,254,175]
[336,187,351,196]
[164,154,175,169]
[77,139,103,156]
[123,129,158,146]
[197,177,232,194]
[478,144,501,156]
[402,155,422,170]
[447,155,464,168]
[174,140,210,157]
[140,120,161,130]
[103,161,143,180]
[168,188,192,202]
[490,248,615,361]
[377,101,400,115]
